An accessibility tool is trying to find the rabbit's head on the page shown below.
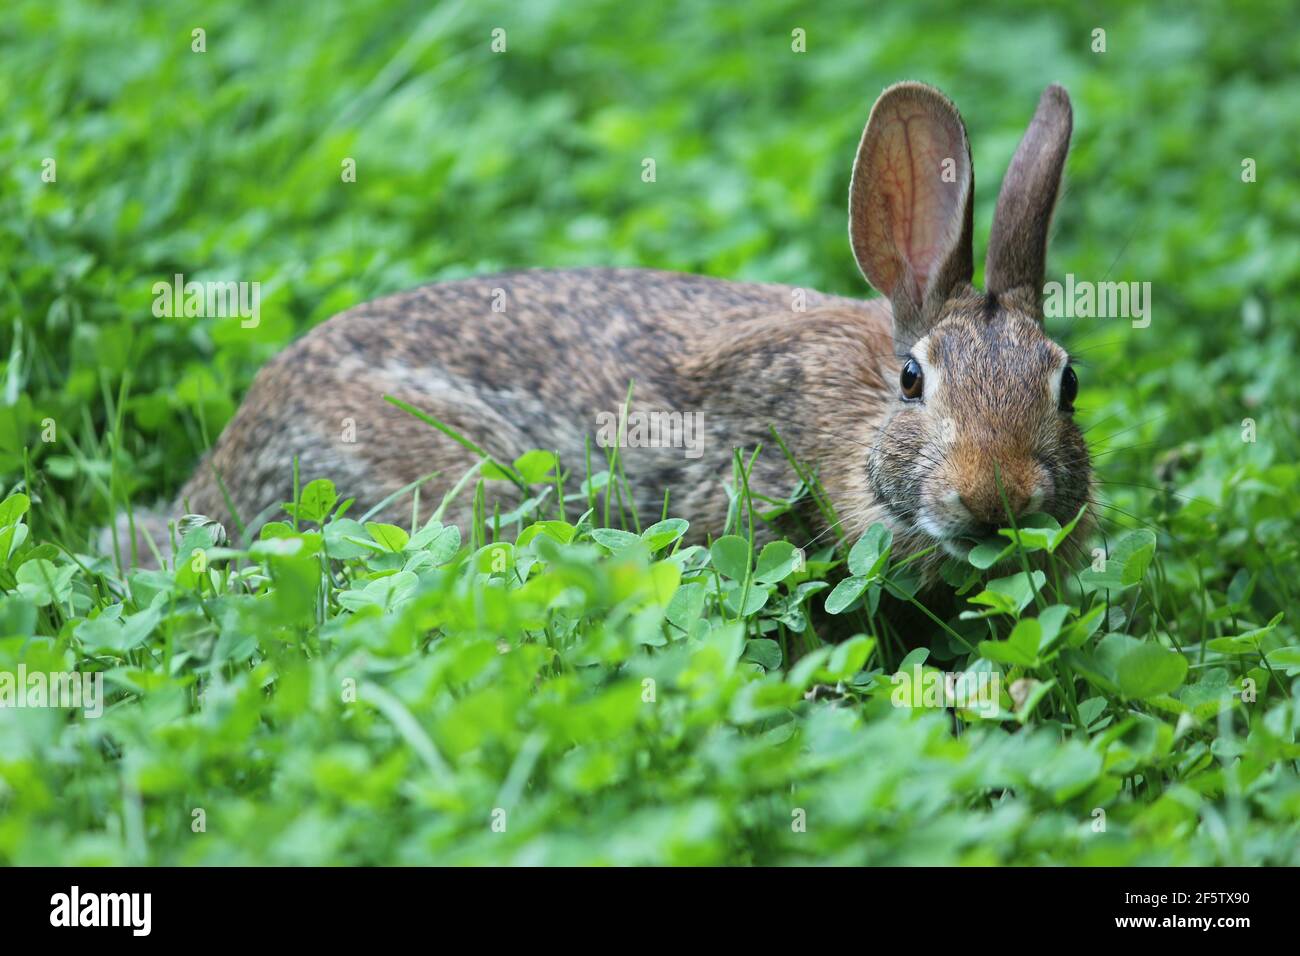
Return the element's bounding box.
[850,82,1090,559]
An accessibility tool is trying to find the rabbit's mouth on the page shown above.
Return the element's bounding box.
[913,510,1007,561]
[913,511,978,559]
[939,537,979,560]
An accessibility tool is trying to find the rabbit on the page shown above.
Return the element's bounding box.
[105,81,1091,583]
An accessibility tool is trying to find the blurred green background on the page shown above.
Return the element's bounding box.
[1,0,1299,865]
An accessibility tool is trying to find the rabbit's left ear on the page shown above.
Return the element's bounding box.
[849,82,974,353]
[985,84,1073,317]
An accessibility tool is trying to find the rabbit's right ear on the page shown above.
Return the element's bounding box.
[984,85,1072,318]
[849,82,974,353]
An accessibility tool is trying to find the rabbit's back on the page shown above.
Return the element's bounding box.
[174,267,885,543]
[309,266,849,412]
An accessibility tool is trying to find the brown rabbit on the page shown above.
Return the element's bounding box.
[108,82,1090,577]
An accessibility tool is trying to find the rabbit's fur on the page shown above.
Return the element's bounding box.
[168,270,892,547]
[109,82,1091,578]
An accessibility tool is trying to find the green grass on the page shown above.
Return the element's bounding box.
[1,0,1299,864]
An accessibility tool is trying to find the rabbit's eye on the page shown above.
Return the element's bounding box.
[899,358,924,400]
[1060,365,1078,410]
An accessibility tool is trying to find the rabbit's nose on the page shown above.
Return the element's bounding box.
[958,490,1030,528]
[954,471,1037,529]
[948,447,1047,531]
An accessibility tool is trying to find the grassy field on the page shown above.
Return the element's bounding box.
[1,0,1298,864]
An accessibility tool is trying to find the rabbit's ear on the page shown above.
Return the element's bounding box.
[850,82,974,352]
[985,84,1072,318]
